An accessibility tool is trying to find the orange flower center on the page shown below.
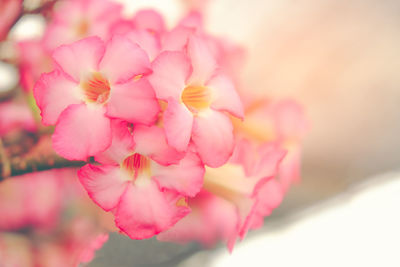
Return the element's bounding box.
[76,20,89,37]
[181,85,211,113]
[81,73,111,104]
[122,153,151,181]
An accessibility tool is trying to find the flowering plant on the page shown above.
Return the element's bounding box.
[0,0,307,265]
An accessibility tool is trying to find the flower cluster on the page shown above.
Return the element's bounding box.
[28,0,308,251]
[0,0,307,258]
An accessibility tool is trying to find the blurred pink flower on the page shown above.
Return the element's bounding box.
[149,33,244,167]
[79,122,205,239]
[0,168,110,266]
[0,101,36,136]
[18,40,53,92]
[34,36,159,160]
[234,98,309,192]
[43,0,123,50]
[110,10,166,61]
[0,0,22,41]
[158,139,285,251]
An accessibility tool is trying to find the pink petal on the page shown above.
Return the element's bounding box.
[163,99,194,152]
[0,102,36,136]
[133,125,185,165]
[149,51,192,101]
[106,78,160,125]
[153,151,205,197]
[162,26,194,51]
[52,36,105,82]
[208,73,244,119]
[100,36,151,85]
[95,120,135,165]
[34,70,81,125]
[52,104,112,160]
[192,110,234,167]
[279,147,301,193]
[125,29,160,61]
[78,164,129,211]
[133,9,166,34]
[247,179,283,230]
[158,190,238,249]
[187,35,217,85]
[115,182,190,239]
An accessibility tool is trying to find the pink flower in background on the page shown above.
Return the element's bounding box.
[43,0,123,50]
[233,98,309,192]
[0,168,111,266]
[79,122,205,239]
[0,0,22,41]
[0,102,36,136]
[34,36,159,160]
[149,34,244,167]
[159,139,285,251]
[18,40,53,92]
[111,10,166,61]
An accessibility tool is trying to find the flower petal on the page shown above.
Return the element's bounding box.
[163,99,193,152]
[95,120,135,165]
[100,36,151,84]
[152,150,205,197]
[52,36,105,82]
[106,78,160,125]
[133,9,166,34]
[34,70,81,125]
[162,26,194,51]
[125,29,160,60]
[115,182,190,239]
[133,125,185,165]
[192,110,234,167]
[187,35,217,85]
[78,164,129,211]
[149,51,192,101]
[208,73,244,119]
[52,104,112,160]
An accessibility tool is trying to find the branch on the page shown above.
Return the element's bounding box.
[0,134,86,181]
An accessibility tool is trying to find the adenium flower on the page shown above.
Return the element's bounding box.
[110,10,166,61]
[34,36,159,160]
[79,122,205,239]
[233,98,308,192]
[149,33,244,167]
[18,40,53,92]
[0,101,36,136]
[158,139,286,251]
[43,0,123,50]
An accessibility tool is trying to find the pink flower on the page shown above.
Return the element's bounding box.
[0,101,36,136]
[233,98,309,192]
[34,36,160,160]
[43,0,123,50]
[18,40,53,92]
[149,33,244,167]
[79,122,205,239]
[0,0,22,41]
[0,169,66,231]
[110,9,167,61]
[158,139,286,251]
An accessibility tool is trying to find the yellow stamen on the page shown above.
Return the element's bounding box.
[81,72,111,104]
[181,85,212,113]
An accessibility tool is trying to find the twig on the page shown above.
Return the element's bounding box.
[0,134,86,181]
[1,154,85,181]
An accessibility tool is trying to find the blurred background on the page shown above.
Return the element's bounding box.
[2,0,400,266]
